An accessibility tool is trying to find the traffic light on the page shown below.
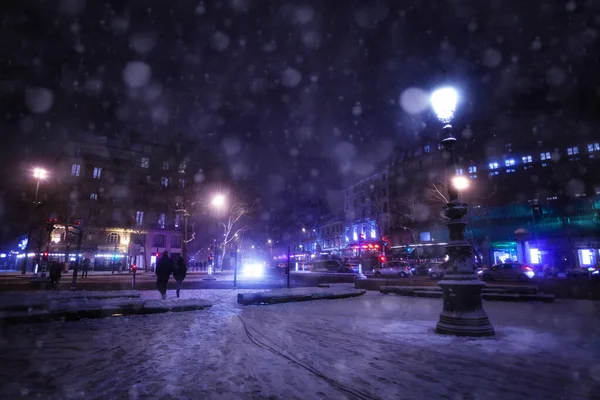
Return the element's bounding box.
[380,255,386,263]
[208,255,214,265]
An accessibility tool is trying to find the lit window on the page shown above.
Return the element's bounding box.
[468,166,477,173]
[93,167,102,179]
[540,152,551,161]
[178,162,186,174]
[455,168,464,175]
[161,177,169,188]
[71,164,81,177]
[162,162,169,171]
[488,162,499,170]
[567,146,579,155]
[141,157,150,168]
[504,159,515,167]
[588,143,600,152]
[90,193,98,201]
[546,196,557,201]
[158,213,166,229]
[135,211,144,226]
[174,214,181,229]
[179,179,185,188]
[107,233,120,244]
[522,156,533,163]
[424,145,430,153]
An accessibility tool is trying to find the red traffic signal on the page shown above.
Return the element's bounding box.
[132,264,137,270]
[379,256,386,263]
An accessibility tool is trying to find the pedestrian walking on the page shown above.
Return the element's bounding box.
[81,257,90,278]
[156,250,174,300]
[49,261,62,290]
[173,256,187,298]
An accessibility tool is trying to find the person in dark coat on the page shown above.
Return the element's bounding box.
[155,250,174,300]
[173,257,188,298]
[81,257,90,278]
[49,261,62,290]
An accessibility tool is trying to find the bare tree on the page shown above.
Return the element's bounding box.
[216,201,253,271]
[168,185,203,265]
[426,180,450,222]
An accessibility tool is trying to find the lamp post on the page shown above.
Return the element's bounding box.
[430,87,494,337]
[204,194,225,281]
[22,168,48,274]
[267,239,273,263]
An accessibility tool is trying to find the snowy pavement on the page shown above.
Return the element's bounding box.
[0,290,599,399]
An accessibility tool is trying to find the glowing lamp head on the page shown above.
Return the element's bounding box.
[431,87,458,122]
[452,175,470,191]
[212,194,225,208]
[33,168,47,180]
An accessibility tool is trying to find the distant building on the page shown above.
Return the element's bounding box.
[344,136,600,269]
[22,131,215,271]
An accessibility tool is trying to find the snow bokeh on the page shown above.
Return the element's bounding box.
[399,87,429,115]
[25,87,54,114]
[281,67,302,88]
[122,61,151,88]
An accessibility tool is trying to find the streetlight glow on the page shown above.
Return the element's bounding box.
[212,194,225,208]
[452,175,469,191]
[431,87,458,122]
[33,168,47,180]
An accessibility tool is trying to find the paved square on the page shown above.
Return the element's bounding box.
[0,290,598,399]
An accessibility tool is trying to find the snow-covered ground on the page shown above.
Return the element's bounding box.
[1,290,599,399]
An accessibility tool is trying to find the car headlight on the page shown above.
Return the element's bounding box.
[525,270,535,278]
[242,264,264,278]
[592,270,599,275]
[477,270,483,275]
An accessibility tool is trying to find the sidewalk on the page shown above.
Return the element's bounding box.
[0,290,212,324]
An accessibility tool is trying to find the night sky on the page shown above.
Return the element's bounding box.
[1,0,599,241]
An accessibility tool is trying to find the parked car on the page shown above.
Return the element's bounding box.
[477,262,535,281]
[410,264,430,276]
[428,263,447,279]
[565,267,590,279]
[372,261,412,278]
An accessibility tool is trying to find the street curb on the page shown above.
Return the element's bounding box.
[0,298,212,325]
[237,288,366,305]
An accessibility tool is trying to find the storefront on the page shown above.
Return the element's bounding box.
[489,241,519,265]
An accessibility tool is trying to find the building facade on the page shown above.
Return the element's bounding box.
[344,135,600,269]
[21,131,214,272]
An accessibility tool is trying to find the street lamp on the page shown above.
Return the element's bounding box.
[23,168,48,274]
[266,239,274,262]
[32,168,47,204]
[431,87,494,337]
[451,175,469,191]
[204,193,226,281]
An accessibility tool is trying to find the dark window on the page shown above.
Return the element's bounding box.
[171,235,182,248]
[153,234,166,247]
